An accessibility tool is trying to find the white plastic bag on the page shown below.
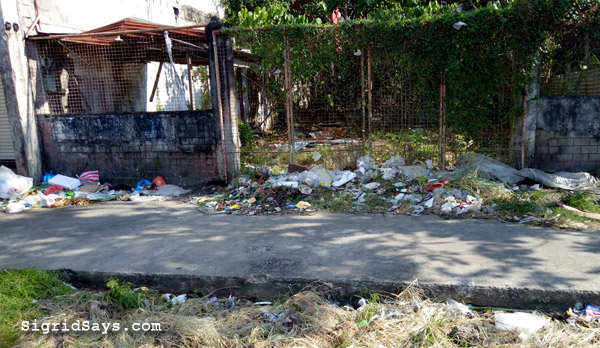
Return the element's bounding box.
[495,312,550,341]
[305,166,332,188]
[516,168,598,191]
[0,166,33,199]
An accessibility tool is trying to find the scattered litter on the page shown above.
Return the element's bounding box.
[453,21,467,30]
[457,153,522,184]
[381,168,398,180]
[152,176,167,187]
[254,301,272,306]
[296,201,312,210]
[164,293,187,306]
[332,171,356,187]
[305,166,332,188]
[77,170,99,185]
[383,156,405,169]
[129,193,162,202]
[423,198,434,209]
[495,312,551,341]
[135,179,153,191]
[42,170,56,183]
[357,156,376,173]
[446,298,472,317]
[312,151,322,162]
[44,184,63,195]
[530,184,540,190]
[567,302,600,321]
[204,296,218,305]
[363,182,381,190]
[516,168,599,191]
[411,205,425,215]
[426,178,450,190]
[79,184,100,193]
[48,174,81,190]
[0,165,33,199]
[3,201,27,213]
[396,166,433,181]
[156,184,191,197]
[299,184,313,195]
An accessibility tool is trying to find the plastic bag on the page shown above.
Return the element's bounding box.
[304,166,332,188]
[516,168,598,191]
[456,153,522,184]
[0,166,33,199]
[156,184,191,197]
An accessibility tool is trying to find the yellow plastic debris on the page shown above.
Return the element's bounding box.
[296,201,312,209]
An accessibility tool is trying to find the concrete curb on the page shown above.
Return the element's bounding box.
[60,269,600,312]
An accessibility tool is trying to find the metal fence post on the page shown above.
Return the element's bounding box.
[361,50,366,153]
[367,45,373,157]
[439,72,447,170]
[283,34,296,164]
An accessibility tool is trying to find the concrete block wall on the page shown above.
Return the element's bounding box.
[532,96,600,171]
[37,111,219,186]
[535,130,600,171]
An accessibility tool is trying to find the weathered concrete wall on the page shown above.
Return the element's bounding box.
[37,111,219,186]
[532,96,600,171]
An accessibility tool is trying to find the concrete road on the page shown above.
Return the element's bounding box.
[1,201,599,307]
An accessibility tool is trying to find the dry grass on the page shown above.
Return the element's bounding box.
[14,283,600,348]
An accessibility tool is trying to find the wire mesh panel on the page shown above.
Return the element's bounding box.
[32,22,211,115]
[224,26,446,171]
[217,24,522,171]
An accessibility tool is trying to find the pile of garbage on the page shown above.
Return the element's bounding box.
[0,166,190,214]
[198,153,600,221]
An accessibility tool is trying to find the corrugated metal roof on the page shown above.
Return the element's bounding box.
[62,17,206,46]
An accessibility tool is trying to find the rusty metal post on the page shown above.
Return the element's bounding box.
[361,51,366,152]
[283,34,296,164]
[521,94,527,169]
[439,72,447,170]
[212,30,228,182]
[367,46,373,157]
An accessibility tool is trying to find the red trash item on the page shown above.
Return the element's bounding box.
[78,170,99,183]
[426,178,450,191]
[152,176,166,187]
[44,184,63,195]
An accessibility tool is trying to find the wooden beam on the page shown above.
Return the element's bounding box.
[187,55,194,110]
[149,62,163,102]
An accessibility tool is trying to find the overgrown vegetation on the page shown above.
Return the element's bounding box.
[225,0,598,166]
[8,275,600,347]
[0,269,73,348]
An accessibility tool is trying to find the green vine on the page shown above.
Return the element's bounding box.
[224,0,597,150]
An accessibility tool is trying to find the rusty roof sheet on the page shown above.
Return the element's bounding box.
[62,17,206,46]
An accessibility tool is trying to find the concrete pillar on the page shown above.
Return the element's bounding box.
[0,1,41,180]
[206,18,240,182]
[511,58,540,169]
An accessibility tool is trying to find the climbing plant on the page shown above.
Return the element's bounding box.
[226,0,591,144]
